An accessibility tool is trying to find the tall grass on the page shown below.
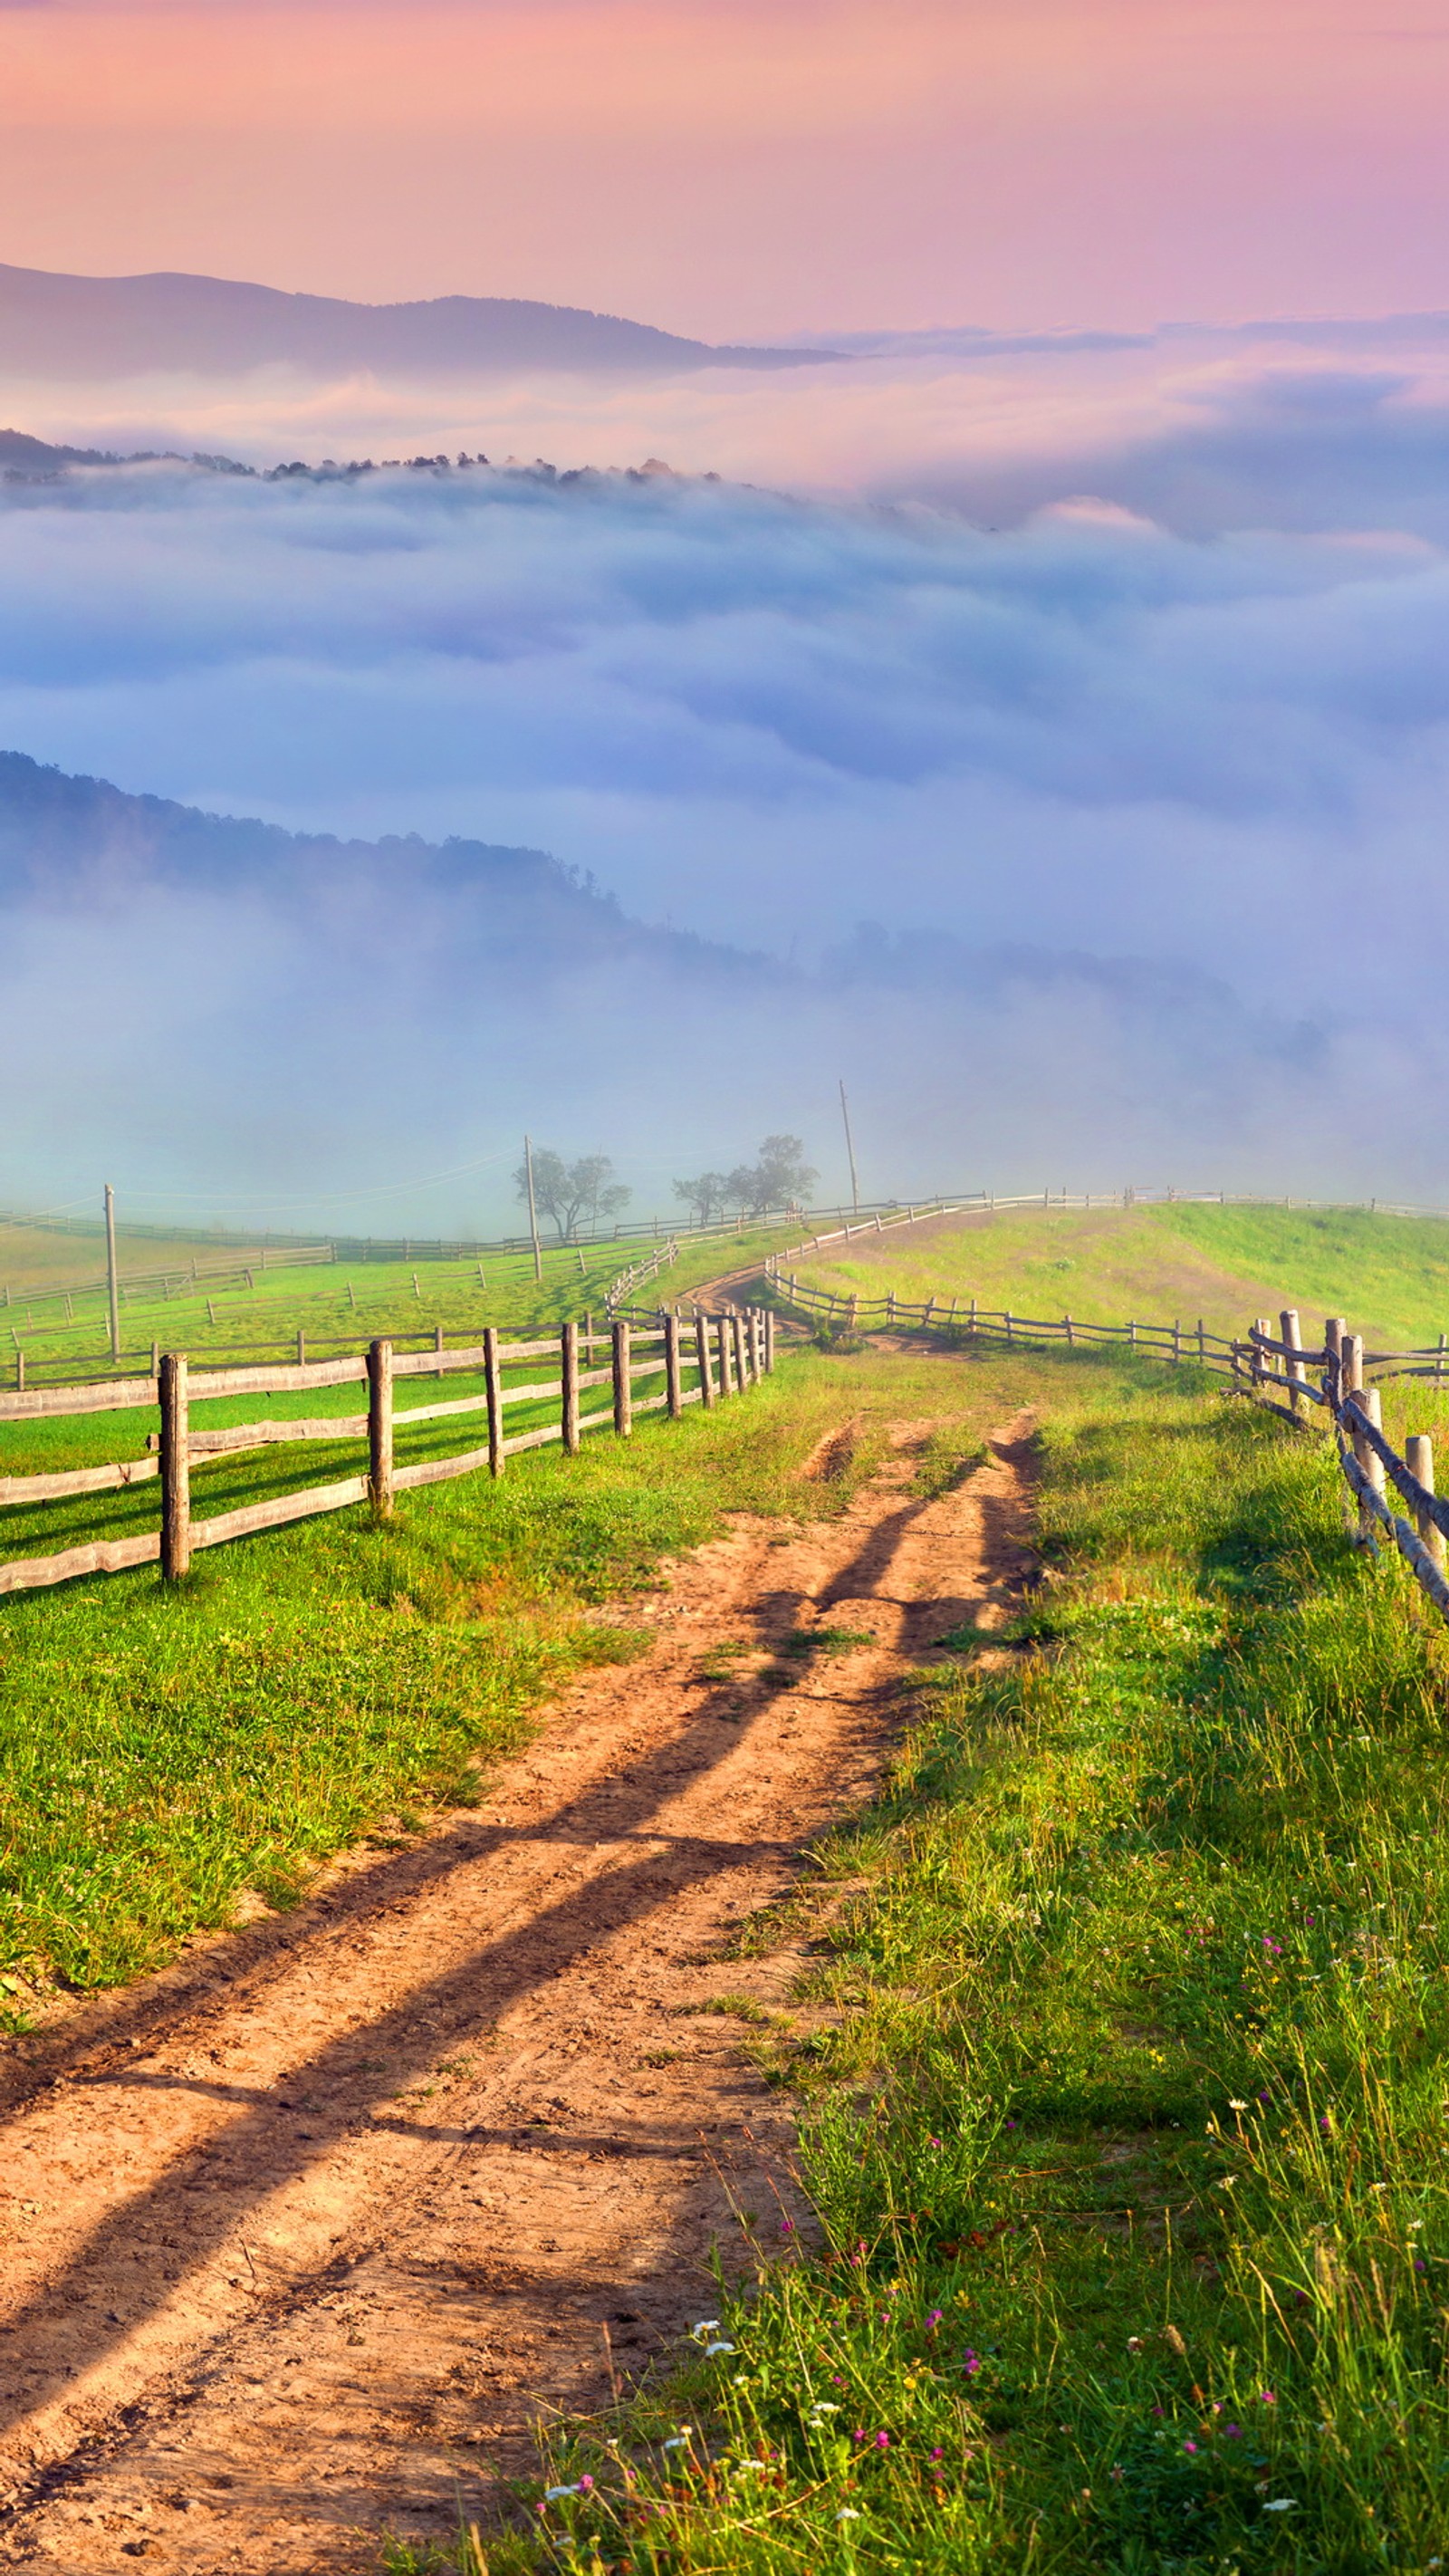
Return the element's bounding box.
[523,1372,1449,2573]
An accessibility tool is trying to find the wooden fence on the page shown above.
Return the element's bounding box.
[0,1305,775,1598]
[769,1271,1449,1632]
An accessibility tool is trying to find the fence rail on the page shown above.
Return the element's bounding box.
[768,1269,1449,1636]
[0,1306,776,1598]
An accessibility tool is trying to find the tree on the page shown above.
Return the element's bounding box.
[514,1149,630,1243]
[726,1134,818,1216]
[672,1170,732,1224]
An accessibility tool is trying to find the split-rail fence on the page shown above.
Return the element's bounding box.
[768,1270,1449,1634]
[0,1305,774,1598]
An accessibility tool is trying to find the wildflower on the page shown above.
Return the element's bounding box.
[1416,2259,1427,2272]
[852,2429,867,2444]
[704,2341,735,2358]
[874,2432,890,2449]
[1262,2499,1298,2512]
[544,2484,586,2501]
[929,2446,944,2461]
[927,2136,942,2149]
[1127,2336,1144,2353]
[1184,2440,1198,2454]
[836,2510,861,2524]
[1005,2119,1017,2129]
[926,2310,944,2328]
[1229,2099,1249,2112]
[690,2320,721,2341]
[662,2437,691,2453]
[963,2349,982,2376]
[1262,1936,1282,1955]
[1223,2425,1241,2438]
[733,2460,767,2473]
[780,2217,795,2235]
[1260,2389,1276,2405]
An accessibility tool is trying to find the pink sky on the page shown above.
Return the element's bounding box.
[0,0,1446,335]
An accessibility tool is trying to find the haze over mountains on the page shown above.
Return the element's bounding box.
[0,264,834,381]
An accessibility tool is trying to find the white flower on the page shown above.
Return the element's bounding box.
[1262,2499,1298,2512]
[662,2437,691,2452]
[733,2459,767,2472]
[544,2485,584,2501]
[690,2319,721,2341]
[1228,2099,1248,2111]
[836,2508,862,2523]
[704,2341,735,2357]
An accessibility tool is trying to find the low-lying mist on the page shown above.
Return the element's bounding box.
[2,333,1447,1225]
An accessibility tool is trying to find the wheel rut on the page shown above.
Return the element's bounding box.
[0,1408,1037,2572]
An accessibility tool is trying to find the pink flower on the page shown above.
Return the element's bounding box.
[875,2432,890,2449]
[963,2350,981,2377]
[929,2446,944,2461]
[1260,2389,1276,2405]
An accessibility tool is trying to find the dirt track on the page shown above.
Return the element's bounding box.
[0,1407,1036,2573]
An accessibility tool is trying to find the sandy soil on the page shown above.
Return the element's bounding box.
[0,1406,1036,2574]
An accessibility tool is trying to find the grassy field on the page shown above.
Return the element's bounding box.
[0,1222,789,1384]
[508,1358,1449,2576]
[792,1201,1449,1353]
[0,1340,1044,2001]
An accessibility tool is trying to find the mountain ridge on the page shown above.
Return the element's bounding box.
[0,263,840,380]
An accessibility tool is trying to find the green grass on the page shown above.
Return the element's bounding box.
[794,1202,1449,1353]
[1,1220,792,1386]
[519,1360,1449,2575]
[0,1341,1031,2003]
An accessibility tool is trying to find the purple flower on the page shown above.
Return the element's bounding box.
[875,2432,890,2449]
[963,2349,981,2377]
[926,2310,944,2329]
[852,2429,866,2444]
[1260,2389,1276,2405]
[1185,2439,1198,2454]
[780,2217,795,2235]
[927,2136,942,2149]
[1005,2119,1017,2130]
[1152,2406,1164,2419]
[1262,1936,1282,1955]
[1320,2116,1332,2133]
[1415,2259,1427,2273]
[1224,2425,1241,2438]
[578,2475,594,2494]
[929,2446,944,2461]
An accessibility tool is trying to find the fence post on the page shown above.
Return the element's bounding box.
[1325,1317,1345,1412]
[159,1352,191,1581]
[14,1350,23,1393]
[613,1320,633,1437]
[969,1296,977,1341]
[435,1322,446,1379]
[1064,1314,1074,1347]
[1342,1333,1372,1538]
[297,1328,306,1367]
[1407,1435,1447,1573]
[1281,1309,1304,1416]
[764,1307,776,1373]
[561,1320,581,1452]
[1361,1386,1387,1522]
[150,1339,159,1379]
[734,1309,750,1389]
[696,1312,715,1408]
[1173,1319,1181,1366]
[1197,1318,1205,1363]
[1440,1332,1447,1386]
[718,1312,734,1398]
[485,1324,504,1476]
[368,1338,394,1518]
[1252,1318,1270,1391]
[664,1312,682,1419]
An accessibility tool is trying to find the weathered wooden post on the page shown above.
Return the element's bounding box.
[664,1312,683,1419]
[1064,1314,1074,1347]
[159,1352,191,1581]
[1407,1435,1446,1574]
[435,1322,446,1379]
[485,1324,504,1476]
[1280,1308,1304,1415]
[718,1312,734,1398]
[297,1328,306,1367]
[1252,1317,1270,1391]
[613,1320,632,1437]
[696,1312,715,1408]
[561,1320,581,1453]
[764,1307,776,1373]
[734,1310,751,1389]
[1173,1318,1182,1366]
[368,1337,394,1518]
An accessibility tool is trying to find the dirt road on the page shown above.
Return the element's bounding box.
[0,1408,1036,2573]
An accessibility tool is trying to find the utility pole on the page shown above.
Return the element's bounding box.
[523,1133,542,1284]
[839,1080,860,1216]
[104,1181,120,1364]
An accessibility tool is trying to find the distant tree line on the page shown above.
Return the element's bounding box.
[672,1135,817,1225]
[513,1133,817,1242]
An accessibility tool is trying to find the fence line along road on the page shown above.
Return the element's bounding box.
[769,1269,1449,1636]
[0,1305,776,1598]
